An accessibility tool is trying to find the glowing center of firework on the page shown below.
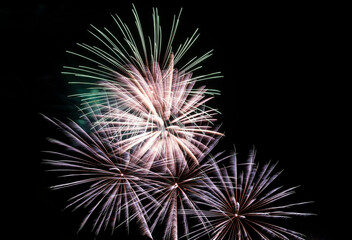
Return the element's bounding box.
[157,117,177,136]
[120,173,124,177]
[172,183,179,189]
[233,212,245,219]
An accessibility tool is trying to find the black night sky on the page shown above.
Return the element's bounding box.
[2,1,348,239]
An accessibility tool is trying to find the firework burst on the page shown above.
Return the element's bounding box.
[42,4,313,240]
[143,138,231,240]
[63,6,223,171]
[42,114,154,238]
[188,149,313,240]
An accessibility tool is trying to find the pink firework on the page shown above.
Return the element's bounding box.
[43,115,154,238]
[187,149,313,240]
[64,6,223,171]
[95,55,223,172]
[144,135,223,240]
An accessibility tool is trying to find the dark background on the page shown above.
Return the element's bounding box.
[2,1,347,239]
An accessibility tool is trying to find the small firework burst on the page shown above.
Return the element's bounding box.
[43,115,154,238]
[63,5,223,171]
[144,137,223,240]
[188,149,313,240]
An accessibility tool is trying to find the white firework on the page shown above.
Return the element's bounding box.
[63,5,223,171]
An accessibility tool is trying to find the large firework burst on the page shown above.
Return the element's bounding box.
[188,149,312,240]
[43,114,154,238]
[63,5,223,171]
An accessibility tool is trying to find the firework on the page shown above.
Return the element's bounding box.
[42,4,313,240]
[63,5,223,171]
[143,135,224,240]
[187,149,313,240]
[42,114,154,238]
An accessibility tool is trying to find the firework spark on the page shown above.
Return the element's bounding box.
[42,115,154,238]
[63,5,223,171]
[187,149,313,240]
